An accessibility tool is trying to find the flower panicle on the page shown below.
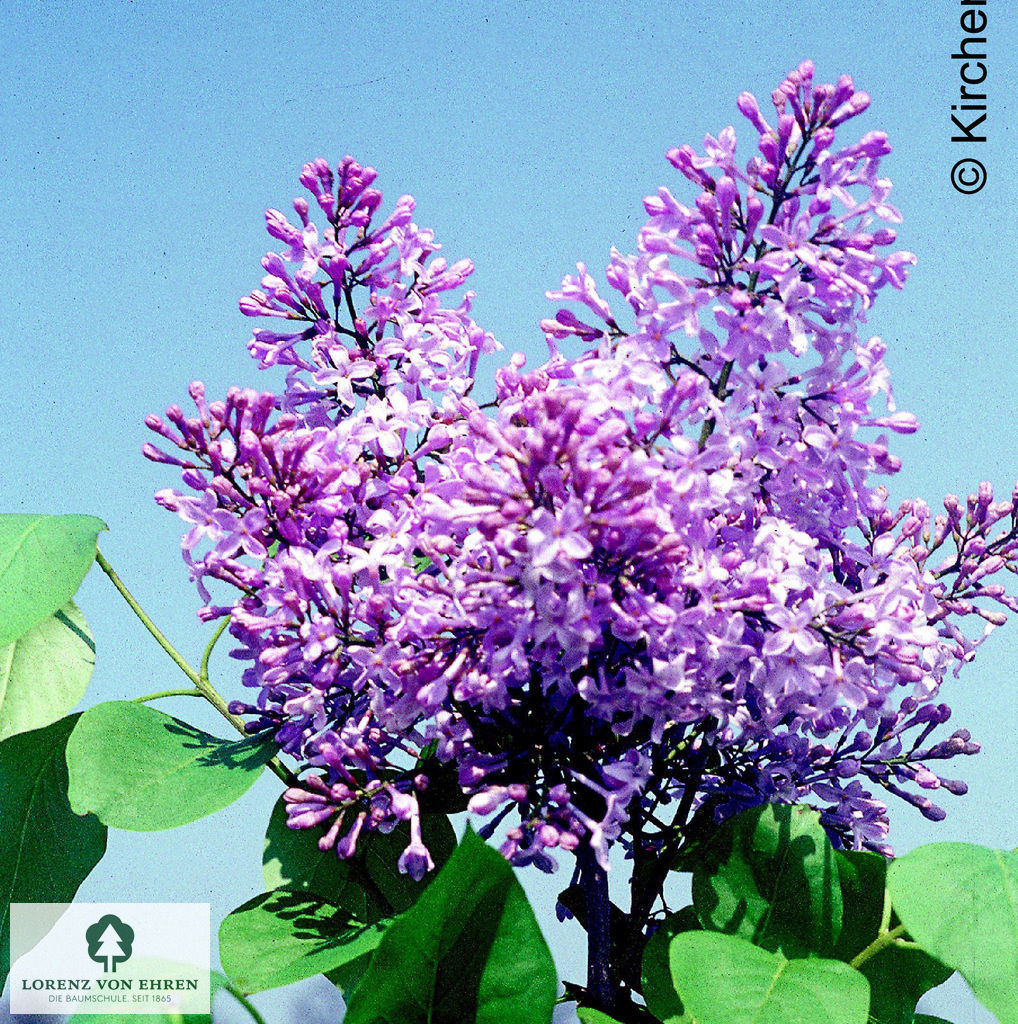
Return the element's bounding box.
[145,64,1018,876]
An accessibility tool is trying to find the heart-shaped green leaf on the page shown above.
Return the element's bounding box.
[0,514,105,646]
[65,701,276,830]
[862,939,953,1024]
[834,849,888,961]
[219,888,388,994]
[640,906,698,1024]
[669,931,870,1024]
[343,826,556,1024]
[0,602,95,741]
[889,843,1018,1024]
[0,715,107,992]
[692,802,843,957]
[835,849,952,1024]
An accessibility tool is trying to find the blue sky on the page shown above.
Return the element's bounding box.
[2,2,1016,1021]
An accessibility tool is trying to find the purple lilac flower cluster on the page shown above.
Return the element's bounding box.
[147,62,1018,877]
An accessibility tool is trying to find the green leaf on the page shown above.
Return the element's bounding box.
[913,1016,956,1024]
[669,931,870,1024]
[262,793,456,924]
[343,826,557,1024]
[0,715,107,992]
[324,950,378,1000]
[833,849,888,961]
[691,802,843,958]
[360,812,457,914]
[333,813,455,995]
[0,514,106,646]
[218,888,388,994]
[834,849,952,1024]
[0,601,95,741]
[862,942,953,1024]
[65,701,276,830]
[640,906,699,1024]
[576,1010,624,1024]
[262,793,368,918]
[889,843,1018,1024]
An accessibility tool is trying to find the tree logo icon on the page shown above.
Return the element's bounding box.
[85,914,135,973]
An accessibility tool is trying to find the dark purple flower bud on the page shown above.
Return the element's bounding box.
[919,800,946,822]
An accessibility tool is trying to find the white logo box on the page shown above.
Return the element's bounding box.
[10,903,210,1015]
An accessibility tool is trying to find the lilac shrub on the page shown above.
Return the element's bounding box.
[145,61,1018,901]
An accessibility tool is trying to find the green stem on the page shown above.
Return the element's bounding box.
[95,549,296,787]
[221,979,269,1024]
[850,922,908,969]
[265,756,298,786]
[132,688,203,703]
[96,549,205,691]
[200,615,231,682]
